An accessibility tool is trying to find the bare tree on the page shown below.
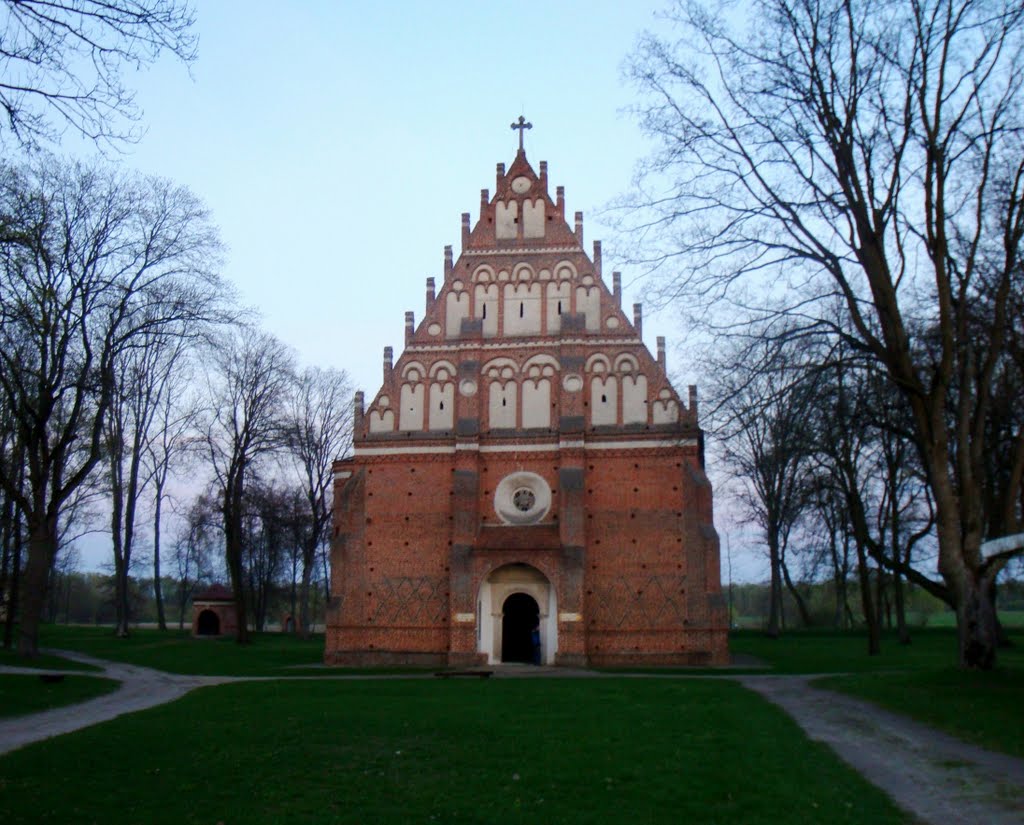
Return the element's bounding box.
[0,158,228,656]
[0,390,25,648]
[0,0,197,150]
[708,337,817,634]
[284,366,352,637]
[624,0,1024,667]
[145,340,197,631]
[203,327,294,644]
[106,327,197,636]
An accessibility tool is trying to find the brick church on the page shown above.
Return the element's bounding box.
[326,122,727,667]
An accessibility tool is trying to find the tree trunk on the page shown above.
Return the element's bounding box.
[766,534,783,637]
[956,571,999,670]
[893,570,911,645]
[224,480,249,645]
[152,482,167,631]
[17,516,58,657]
[321,543,331,602]
[855,542,880,656]
[875,566,887,630]
[110,453,130,638]
[3,507,22,649]
[987,578,1012,648]
[781,556,812,627]
[0,490,12,647]
[298,537,317,639]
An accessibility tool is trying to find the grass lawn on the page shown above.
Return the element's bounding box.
[730,626,1024,673]
[0,674,119,719]
[0,644,101,672]
[37,624,326,675]
[817,667,1024,759]
[0,678,908,825]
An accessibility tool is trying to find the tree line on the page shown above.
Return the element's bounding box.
[623,0,1024,668]
[0,159,353,655]
[0,2,356,655]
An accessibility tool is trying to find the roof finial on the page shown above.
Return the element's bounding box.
[510,115,532,153]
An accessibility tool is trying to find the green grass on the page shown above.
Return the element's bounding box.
[0,644,101,672]
[921,610,1024,628]
[0,678,908,825]
[0,674,119,719]
[729,626,1024,673]
[37,624,326,675]
[817,667,1024,759]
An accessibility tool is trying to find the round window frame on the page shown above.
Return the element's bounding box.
[494,472,551,525]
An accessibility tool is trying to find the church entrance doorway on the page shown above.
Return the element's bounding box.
[477,562,556,665]
[501,592,539,663]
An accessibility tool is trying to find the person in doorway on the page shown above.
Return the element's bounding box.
[531,624,541,665]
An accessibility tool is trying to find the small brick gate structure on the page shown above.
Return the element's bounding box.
[191,584,238,638]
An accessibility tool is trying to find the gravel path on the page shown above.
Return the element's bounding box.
[0,650,235,756]
[740,674,1024,825]
[3,654,1023,824]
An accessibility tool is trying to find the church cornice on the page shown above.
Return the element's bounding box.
[353,436,699,458]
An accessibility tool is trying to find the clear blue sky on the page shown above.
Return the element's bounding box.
[111,0,675,395]
[62,0,764,582]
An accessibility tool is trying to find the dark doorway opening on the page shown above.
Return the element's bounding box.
[197,609,220,636]
[501,592,539,663]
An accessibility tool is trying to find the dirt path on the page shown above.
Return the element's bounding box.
[3,655,1023,824]
[740,674,1024,825]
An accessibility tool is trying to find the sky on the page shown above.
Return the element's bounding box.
[56,0,765,582]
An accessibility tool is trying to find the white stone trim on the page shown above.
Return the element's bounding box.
[454,612,475,623]
[354,437,697,458]
[479,443,557,453]
[559,612,583,622]
[354,444,457,456]
[586,438,697,450]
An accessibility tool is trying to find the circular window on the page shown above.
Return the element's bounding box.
[494,472,551,525]
[512,488,536,512]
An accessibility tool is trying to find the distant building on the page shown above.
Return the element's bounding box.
[191,584,237,638]
[326,127,727,667]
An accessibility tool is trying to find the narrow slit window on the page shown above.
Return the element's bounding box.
[519,302,524,318]
[557,300,562,315]
[482,304,487,319]
[601,394,607,403]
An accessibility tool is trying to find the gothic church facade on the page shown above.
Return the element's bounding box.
[326,133,727,667]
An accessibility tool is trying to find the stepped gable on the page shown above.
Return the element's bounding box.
[357,149,695,442]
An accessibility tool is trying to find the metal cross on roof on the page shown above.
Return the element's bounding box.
[511,115,532,151]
